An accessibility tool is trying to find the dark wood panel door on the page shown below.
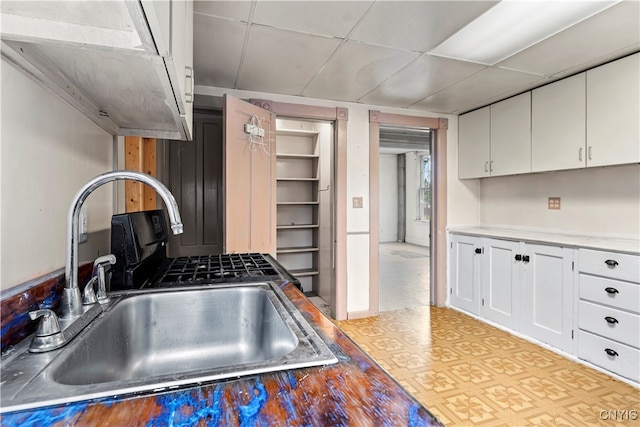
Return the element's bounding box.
[167,111,223,257]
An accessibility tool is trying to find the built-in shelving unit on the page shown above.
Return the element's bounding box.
[275,126,321,292]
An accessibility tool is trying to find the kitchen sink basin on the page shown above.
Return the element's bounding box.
[0,283,337,412]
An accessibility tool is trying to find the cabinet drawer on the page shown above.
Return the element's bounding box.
[579,301,640,348]
[578,249,640,282]
[579,274,640,313]
[578,330,640,383]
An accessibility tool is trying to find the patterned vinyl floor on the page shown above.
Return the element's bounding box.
[336,306,640,427]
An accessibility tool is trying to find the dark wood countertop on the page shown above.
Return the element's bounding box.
[1,282,443,426]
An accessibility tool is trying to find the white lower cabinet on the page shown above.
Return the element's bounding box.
[523,244,574,353]
[449,235,573,348]
[577,248,640,383]
[449,233,640,384]
[449,234,483,315]
[481,239,522,330]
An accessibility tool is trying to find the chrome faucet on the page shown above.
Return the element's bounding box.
[61,170,184,318]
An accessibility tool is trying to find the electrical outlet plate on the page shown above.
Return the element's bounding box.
[352,197,363,208]
[548,197,561,210]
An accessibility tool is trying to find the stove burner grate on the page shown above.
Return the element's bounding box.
[155,253,280,285]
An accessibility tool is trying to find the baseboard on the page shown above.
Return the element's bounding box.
[347,310,377,320]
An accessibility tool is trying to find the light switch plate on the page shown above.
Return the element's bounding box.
[548,197,561,210]
[352,197,363,209]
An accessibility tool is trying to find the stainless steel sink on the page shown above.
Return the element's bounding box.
[0,283,337,413]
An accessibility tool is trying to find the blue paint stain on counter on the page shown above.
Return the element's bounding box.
[0,401,90,426]
[238,379,268,427]
[147,386,224,426]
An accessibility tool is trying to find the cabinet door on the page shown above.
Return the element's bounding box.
[586,53,640,167]
[482,239,522,330]
[449,234,482,315]
[532,73,586,172]
[490,92,531,176]
[458,107,490,179]
[524,244,574,352]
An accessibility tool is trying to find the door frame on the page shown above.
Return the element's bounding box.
[249,99,349,321]
[369,112,448,314]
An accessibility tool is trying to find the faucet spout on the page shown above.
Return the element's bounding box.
[62,170,183,317]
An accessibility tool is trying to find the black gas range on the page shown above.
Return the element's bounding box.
[108,210,300,291]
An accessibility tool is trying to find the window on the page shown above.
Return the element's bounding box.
[418,153,431,222]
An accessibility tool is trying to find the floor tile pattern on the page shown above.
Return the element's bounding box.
[336,306,640,427]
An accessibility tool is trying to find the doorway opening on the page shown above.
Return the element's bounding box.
[275,117,335,318]
[378,125,432,312]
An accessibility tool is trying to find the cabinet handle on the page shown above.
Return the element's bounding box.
[484,162,489,173]
[522,255,530,263]
[604,259,619,268]
[490,160,494,172]
[515,254,522,261]
[185,66,194,104]
[579,147,583,161]
[604,316,619,324]
[475,248,482,254]
[604,348,619,357]
[588,146,592,161]
[604,287,619,294]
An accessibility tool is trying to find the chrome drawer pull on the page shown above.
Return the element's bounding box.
[604,259,619,268]
[604,348,619,357]
[604,287,619,294]
[604,316,619,324]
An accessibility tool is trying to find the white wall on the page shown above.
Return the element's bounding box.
[405,152,430,247]
[379,154,397,243]
[1,59,114,291]
[481,164,640,238]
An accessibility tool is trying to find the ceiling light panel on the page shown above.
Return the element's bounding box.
[430,0,620,65]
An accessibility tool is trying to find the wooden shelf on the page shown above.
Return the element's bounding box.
[277,153,319,159]
[277,246,319,254]
[277,224,320,229]
[277,177,319,181]
[290,268,320,277]
[277,201,319,205]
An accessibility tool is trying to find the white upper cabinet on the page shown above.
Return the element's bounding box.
[586,53,640,167]
[490,92,531,177]
[458,93,531,179]
[531,73,586,172]
[458,106,490,179]
[0,0,194,141]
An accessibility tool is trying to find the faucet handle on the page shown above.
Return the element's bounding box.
[29,309,62,336]
[82,276,98,305]
[93,254,116,302]
[94,254,116,268]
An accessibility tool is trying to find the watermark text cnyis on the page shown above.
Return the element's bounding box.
[599,409,638,421]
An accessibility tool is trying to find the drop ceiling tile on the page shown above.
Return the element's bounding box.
[193,14,246,87]
[497,1,640,77]
[411,67,545,114]
[350,1,498,53]
[359,55,487,108]
[252,1,372,38]
[194,0,252,22]
[237,26,341,95]
[302,41,420,102]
